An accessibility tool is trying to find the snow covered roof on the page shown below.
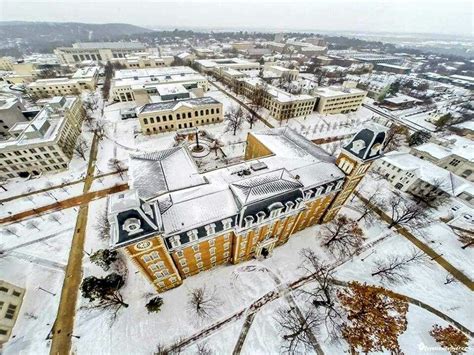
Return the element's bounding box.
[382,152,473,196]
[72,42,146,50]
[230,169,303,205]
[128,147,206,200]
[415,136,473,162]
[139,97,220,114]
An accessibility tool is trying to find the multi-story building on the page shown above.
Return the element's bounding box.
[0,96,84,179]
[411,136,473,182]
[0,95,27,138]
[313,84,367,114]
[54,42,148,65]
[138,97,223,134]
[107,125,386,292]
[0,280,25,346]
[195,58,260,74]
[26,66,99,99]
[114,52,174,69]
[374,151,474,207]
[112,66,209,102]
[237,77,316,120]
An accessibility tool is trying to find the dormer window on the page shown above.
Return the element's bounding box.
[315,186,324,196]
[170,236,181,249]
[122,218,143,236]
[350,139,366,155]
[256,211,266,224]
[205,223,216,236]
[187,229,198,242]
[244,216,254,228]
[304,190,313,200]
[222,218,233,230]
[295,197,304,208]
[285,201,295,213]
[336,180,344,190]
[268,202,284,219]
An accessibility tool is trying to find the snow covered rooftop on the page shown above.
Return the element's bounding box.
[415,136,473,162]
[382,152,473,196]
[230,169,303,205]
[110,127,349,243]
[128,147,206,200]
[139,97,220,114]
[314,86,366,98]
[72,42,146,50]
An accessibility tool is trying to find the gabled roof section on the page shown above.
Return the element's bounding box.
[129,146,206,200]
[230,168,303,205]
[251,127,335,164]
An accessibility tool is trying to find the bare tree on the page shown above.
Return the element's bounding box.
[298,248,344,339]
[384,193,431,230]
[26,220,41,231]
[382,124,408,152]
[409,179,450,208]
[452,228,474,249]
[96,207,111,241]
[275,305,321,354]
[353,185,382,224]
[224,105,244,136]
[187,286,221,320]
[245,105,259,129]
[108,158,127,180]
[320,215,365,257]
[48,213,62,225]
[83,94,99,115]
[74,137,89,161]
[250,84,268,113]
[209,139,223,157]
[196,343,213,355]
[371,249,426,284]
[2,226,20,238]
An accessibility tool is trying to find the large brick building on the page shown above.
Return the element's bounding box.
[107,125,386,292]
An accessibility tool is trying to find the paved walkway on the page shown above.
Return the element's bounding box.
[49,133,99,355]
[354,191,474,291]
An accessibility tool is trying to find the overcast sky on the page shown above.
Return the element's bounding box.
[0,0,472,36]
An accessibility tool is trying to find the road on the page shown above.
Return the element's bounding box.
[49,133,99,355]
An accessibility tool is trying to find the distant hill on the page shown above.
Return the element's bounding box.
[0,21,154,56]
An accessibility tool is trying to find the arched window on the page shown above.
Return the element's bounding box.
[150,117,155,124]
[188,112,192,118]
[211,108,215,114]
[156,116,161,122]
[205,109,209,115]
[168,114,173,120]
[176,113,180,119]
[143,118,148,124]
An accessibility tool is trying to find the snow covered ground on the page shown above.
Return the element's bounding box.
[1,207,78,355]
[68,189,473,354]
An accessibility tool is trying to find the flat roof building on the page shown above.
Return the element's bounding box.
[237,77,316,120]
[27,66,99,99]
[138,97,223,134]
[55,42,148,65]
[313,84,367,114]
[0,280,25,346]
[112,66,209,103]
[0,96,84,179]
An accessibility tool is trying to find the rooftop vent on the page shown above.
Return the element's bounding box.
[250,162,268,171]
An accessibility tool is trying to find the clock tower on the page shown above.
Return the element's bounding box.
[321,124,386,223]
